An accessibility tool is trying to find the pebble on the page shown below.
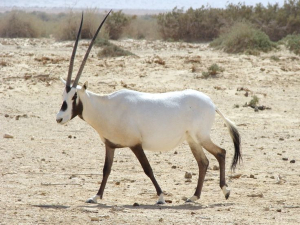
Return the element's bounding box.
[90,217,99,221]
[159,218,163,222]
[4,114,9,118]
[115,181,120,185]
[282,157,288,161]
[3,133,14,138]
[213,165,219,170]
[171,165,176,169]
[290,160,295,163]
[229,174,242,179]
[184,172,192,179]
[165,199,172,203]
[133,202,140,207]
[250,174,255,179]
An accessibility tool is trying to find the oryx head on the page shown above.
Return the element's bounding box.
[56,11,111,124]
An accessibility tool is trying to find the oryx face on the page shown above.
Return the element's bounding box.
[55,11,111,125]
[56,87,82,124]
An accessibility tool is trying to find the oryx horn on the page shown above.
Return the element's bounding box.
[66,13,83,88]
[72,10,112,88]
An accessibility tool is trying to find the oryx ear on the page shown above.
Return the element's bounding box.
[83,81,88,90]
[60,77,66,85]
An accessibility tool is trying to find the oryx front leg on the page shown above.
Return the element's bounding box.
[130,145,165,204]
[86,144,115,203]
[186,138,209,203]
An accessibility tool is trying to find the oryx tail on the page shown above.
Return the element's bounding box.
[216,108,242,171]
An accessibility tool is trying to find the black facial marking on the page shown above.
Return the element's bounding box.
[61,101,67,111]
[66,85,71,93]
[71,96,84,120]
[72,92,77,100]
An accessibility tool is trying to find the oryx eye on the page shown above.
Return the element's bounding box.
[72,93,77,100]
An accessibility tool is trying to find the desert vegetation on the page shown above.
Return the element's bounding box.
[1,1,300,55]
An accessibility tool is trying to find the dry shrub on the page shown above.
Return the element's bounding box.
[54,9,109,41]
[123,15,161,40]
[0,11,41,38]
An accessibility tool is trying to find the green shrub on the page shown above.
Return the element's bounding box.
[96,38,135,58]
[106,10,132,40]
[280,34,300,55]
[248,95,259,108]
[210,22,277,54]
[201,63,224,78]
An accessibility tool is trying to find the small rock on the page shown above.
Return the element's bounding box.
[282,157,288,161]
[276,209,282,212]
[159,218,163,222]
[90,217,99,221]
[250,174,255,179]
[229,174,242,179]
[68,135,72,138]
[247,193,263,198]
[4,114,9,118]
[213,165,219,171]
[174,151,178,154]
[99,215,110,219]
[3,133,13,138]
[165,199,172,203]
[184,172,192,179]
[31,136,35,141]
[279,137,284,141]
[290,160,295,163]
[133,202,140,207]
[115,181,120,185]
[171,165,176,169]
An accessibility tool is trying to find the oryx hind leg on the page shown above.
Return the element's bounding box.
[201,139,230,199]
[186,135,209,202]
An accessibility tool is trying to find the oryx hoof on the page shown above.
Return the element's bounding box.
[85,195,100,204]
[222,186,230,200]
[156,200,166,205]
[156,193,166,205]
[186,195,198,203]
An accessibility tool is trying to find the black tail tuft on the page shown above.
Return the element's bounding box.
[229,125,242,171]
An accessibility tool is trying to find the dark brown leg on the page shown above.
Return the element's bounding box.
[96,144,115,198]
[202,140,230,199]
[130,145,164,203]
[187,140,209,202]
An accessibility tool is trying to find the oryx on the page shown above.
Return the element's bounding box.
[56,11,242,204]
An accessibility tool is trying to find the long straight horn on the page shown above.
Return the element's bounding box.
[72,10,112,88]
[66,13,83,88]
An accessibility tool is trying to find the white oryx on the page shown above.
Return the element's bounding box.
[56,11,242,204]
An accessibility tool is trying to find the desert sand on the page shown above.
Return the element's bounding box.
[1,37,299,224]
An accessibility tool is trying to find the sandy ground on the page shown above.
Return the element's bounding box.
[1,37,299,224]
